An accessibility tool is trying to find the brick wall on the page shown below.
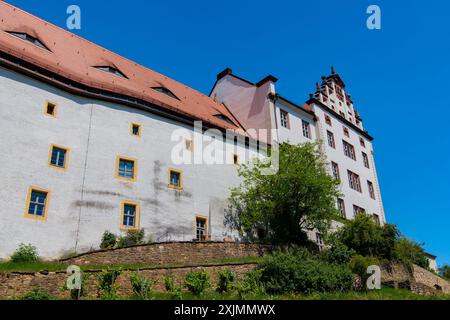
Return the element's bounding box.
[0,262,257,300]
[62,242,272,266]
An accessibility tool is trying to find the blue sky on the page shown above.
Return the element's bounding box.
[7,0,450,265]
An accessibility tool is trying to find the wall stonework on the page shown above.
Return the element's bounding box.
[412,265,450,294]
[0,263,257,299]
[62,242,272,266]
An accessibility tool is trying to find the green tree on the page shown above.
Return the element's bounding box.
[227,143,340,245]
[439,265,450,280]
[336,214,399,260]
[393,238,428,269]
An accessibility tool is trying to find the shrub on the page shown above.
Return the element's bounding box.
[216,270,235,293]
[100,231,117,249]
[393,238,428,269]
[20,288,54,300]
[98,269,121,300]
[164,275,182,300]
[337,214,399,260]
[129,273,155,300]
[439,265,450,280]
[322,241,355,265]
[184,270,211,296]
[236,270,265,298]
[258,248,354,295]
[117,229,145,248]
[10,244,39,263]
[350,255,380,290]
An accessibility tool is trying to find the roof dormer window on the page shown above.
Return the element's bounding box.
[94,66,128,79]
[7,31,49,51]
[151,87,179,100]
[214,114,235,126]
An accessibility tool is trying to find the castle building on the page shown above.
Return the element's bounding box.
[211,68,386,235]
[0,2,385,259]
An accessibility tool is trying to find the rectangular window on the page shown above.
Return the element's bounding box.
[348,170,362,192]
[325,115,332,126]
[360,137,366,148]
[367,181,376,199]
[44,101,57,117]
[233,154,240,165]
[343,127,350,137]
[316,233,325,251]
[169,169,182,190]
[353,205,366,216]
[121,201,139,229]
[196,216,208,241]
[131,123,141,137]
[331,162,340,180]
[49,145,69,170]
[327,131,335,149]
[343,140,356,160]
[116,157,137,181]
[280,109,290,128]
[302,120,311,139]
[362,152,370,168]
[25,187,49,220]
[337,198,346,218]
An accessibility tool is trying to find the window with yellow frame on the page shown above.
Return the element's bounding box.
[168,168,183,190]
[44,101,58,117]
[25,186,50,221]
[48,144,69,170]
[130,122,142,137]
[115,156,137,182]
[120,200,140,230]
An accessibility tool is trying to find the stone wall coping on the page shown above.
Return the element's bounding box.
[60,241,270,262]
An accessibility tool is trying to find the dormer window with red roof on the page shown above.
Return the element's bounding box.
[7,31,49,51]
[94,66,128,79]
[214,114,235,126]
[151,87,179,100]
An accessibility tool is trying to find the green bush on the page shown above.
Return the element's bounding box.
[164,275,182,300]
[100,231,117,249]
[20,288,54,300]
[236,270,265,298]
[129,273,155,300]
[337,214,399,260]
[216,270,235,293]
[439,265,450,280]
[322,241,355,265]
[10,244,39,263]
[350,255,380,290]
[393,238,428,269]
[258,248,354,295]
[98,269,121,300]
[184,270,211,296]
[117,229,145,248]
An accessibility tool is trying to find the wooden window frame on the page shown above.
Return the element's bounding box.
[120,200,140,230]
[367,181,376,199]
[48,144,69,171]
[343,140,356,160]
[115,156,138,182]
[337,198,346,218]
[327,131,336,149]
[302,120,311,139]
[168,168,183,190]
[362,152,370,169]
[331,161,340,180]
[195,215,209,241]
[280,109,290,129]
[24,186,50,221]
[348,170,362,193]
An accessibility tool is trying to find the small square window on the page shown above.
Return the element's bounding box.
[121,201,139,229]
[360,137,366,148]
[116,157,137,181]
[343,127,350,137]
[325,115,332,126]
[49,145,68,170]
[169,169,182,189]
[131,123,141,137]
[44,102,57,117]
[25,187,49,220]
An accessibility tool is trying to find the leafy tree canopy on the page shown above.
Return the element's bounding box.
[227,142,341,245]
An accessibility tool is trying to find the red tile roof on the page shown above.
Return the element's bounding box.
[0,2,243,131]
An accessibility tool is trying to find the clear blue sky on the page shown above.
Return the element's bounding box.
[7,0,449,266]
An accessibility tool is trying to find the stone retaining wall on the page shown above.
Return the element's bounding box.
[62,242,271,266]
[0,262,257,300]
